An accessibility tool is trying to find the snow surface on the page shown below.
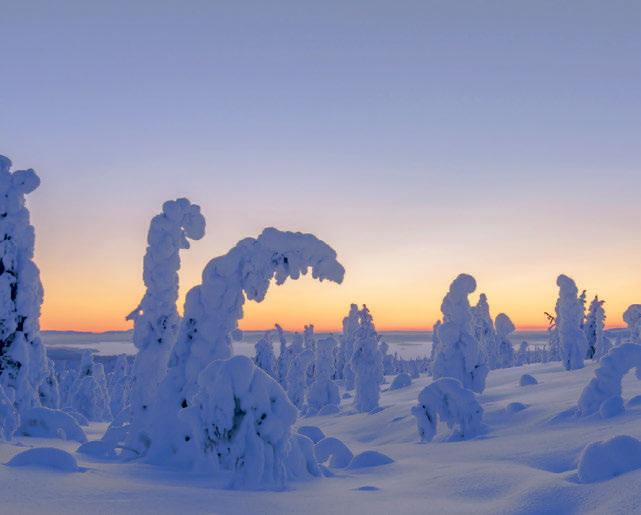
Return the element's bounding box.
[4,360,641,513]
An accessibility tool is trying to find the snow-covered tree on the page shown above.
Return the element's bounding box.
[38,358,60,409]
[0,384,18,440]
[515,341,529,367]
[303,324,316,385]
[585,296,606,360]
[108,354,130,417]
[338,304,359,390]
[623,305,641,344]
[307,336,340,413]
[126,198,205,438]
[351,305,383,413]
[473,294,498,369]
[380,340,396,376]
[555,275,588,370]
[254,331,277,379]
[275,323,289,387]
[146,227,344,464]
[287,349,313,411]
[0,156,52,414]
[432,274,489,393]
[495,313,515,369]
[67,351,112,422]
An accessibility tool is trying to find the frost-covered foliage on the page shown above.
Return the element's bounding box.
[411,377,483,442]
[67,351,111,422]
[18,406,87,442]
[338,304,359,389]
[351,305,383,412]
[126,198,205,434]
[108,354,130,417]
[0,384,18,440]
[473,294,498,369]
[432,274,488,393]
[585,296,606,360]
[146,228,344,464]
[0,156,52,415]
[578,435,641,483]
[254,331,277,379]
[623,305,641,344]
[555,275,588,370]
[180,356,301,489]
[308,337,340,413]
[495,313,515,369]
[578,343,641,417]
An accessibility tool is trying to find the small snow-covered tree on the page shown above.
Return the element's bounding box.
[585,296,606,360]
[275,323,289,387]
[380,340,396,376]
[146,227,344,464]
[254,331,277,379]
[108,354,130,417]
[287,349,313,411]
[515,341,529,366]
[126,198,205,436]
[303,324,316,385]
[0,156,52,414]
[308,336,340,413]
[623,305,641,344]
[432,274,489,393]
[495,313,515,369]
[67,351,112,422]
[339,304,359,389]
[473,294,498,369]
[351,305,383,413]
[555,275,588,370]
[38,358,60,409]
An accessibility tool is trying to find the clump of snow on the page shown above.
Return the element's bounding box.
[315,436,354,468]
[555,275,588,370]
[18,407,87,443]
[351,306,383,413]
[578,343,641,417]
[412,377,483,442]
[519,374,538,387]
[432,274,489,393]
[389,372,412,391]
[6,447,80,472]
[348,450,394,469]
[577,435,641,483]
[297,425,325,443]
[285,433,321,481]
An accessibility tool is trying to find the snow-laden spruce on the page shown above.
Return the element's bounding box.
[338,304,359,390]
[495,313,515,369]
[555,275,588,370]
[254,331,277,379]
[351,305,383,412]
[432,274,489,393]
[146,228,344,466]
[623,305,641,344]
[515,341,529,366]
[275,324,289,388]
[412,377,483,442]
[578,343,641,417]
[67,351,111,422]
[108,354,130,418]
[286,348,313,411]
[126,199,206,435]
[307,336,340,413]
[585,296,606,360]
[0,156,53,416]
[472,294,498,369]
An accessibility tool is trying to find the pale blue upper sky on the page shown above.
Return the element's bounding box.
[1,1,640,330]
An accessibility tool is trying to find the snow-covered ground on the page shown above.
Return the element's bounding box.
[3,359,641,514]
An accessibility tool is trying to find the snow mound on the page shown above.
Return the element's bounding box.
[519,374,538,386]
[6,447,80,472]
[18,407,87,443]
[297,425,325,443]
[77,440,118,459]
[578,435,641,483]
[506,402,528,413]
[348,451,394,469]
[315,437,353,468]
[389,373,412,390]
[599,396,624,419]
[412,377,483,442]
[627,395,641,408]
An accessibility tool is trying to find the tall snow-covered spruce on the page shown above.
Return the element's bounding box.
[146,227,344,476]
[0,156,53,428]
[351,305,383,413]
[555,275,588,370]
[432,274,489,393]
[125,199,205,445]
[495,313,515,369]
[585,296,606,360]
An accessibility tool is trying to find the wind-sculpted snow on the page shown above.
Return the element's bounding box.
[432,274,488,393]
[412,377,483,442]
[556,275,588,370]
[578,343,641,417]
[0,155,52,418]
[126,199,205,441]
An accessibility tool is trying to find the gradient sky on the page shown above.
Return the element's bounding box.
[1,1,640,332]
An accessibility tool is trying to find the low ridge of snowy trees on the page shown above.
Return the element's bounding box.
[495,313,515,369]
[555,275,588,370]
[146,228,344,465]
[351,305,383,412]
[412,377,483,442]
[585,296,606,360]
[432,274,489,393]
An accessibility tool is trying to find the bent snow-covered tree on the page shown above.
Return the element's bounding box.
[555,275,588,370]
[126,199,205,436]
[146,227,344,465]
[432,274,489,393]
[0,155,52,420]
